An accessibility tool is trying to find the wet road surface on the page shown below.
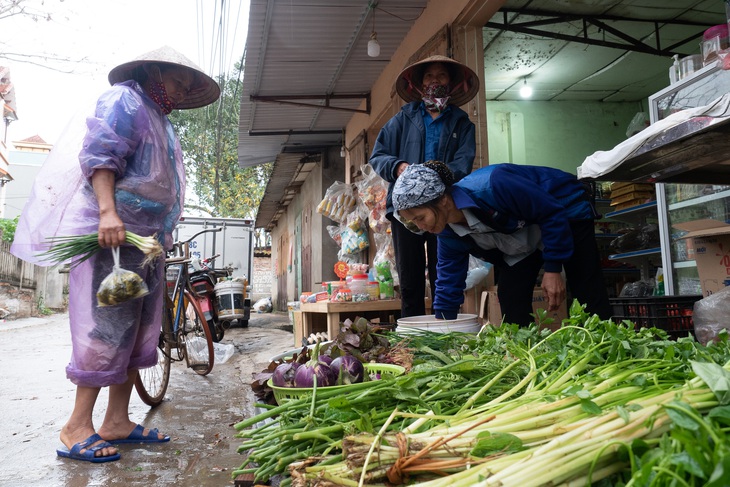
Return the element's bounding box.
[0,312,294,487]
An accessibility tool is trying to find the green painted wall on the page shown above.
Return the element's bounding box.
[486,100,647,174]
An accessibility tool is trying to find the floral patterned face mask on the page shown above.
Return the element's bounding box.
[147,81,176,114]
[421,81,451,113]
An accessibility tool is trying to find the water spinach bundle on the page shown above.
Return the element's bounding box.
[234,302,730,486]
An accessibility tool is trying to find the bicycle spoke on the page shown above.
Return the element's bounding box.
[134,305,172,406]
[181,291,215,375]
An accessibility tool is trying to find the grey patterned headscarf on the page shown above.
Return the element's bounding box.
[392,164,446,211]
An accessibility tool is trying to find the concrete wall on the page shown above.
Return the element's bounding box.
[269,150,345,310]
[0,263,68,319]
[5,150,46,219]
[252,256,272,297]
[486,99,647,173]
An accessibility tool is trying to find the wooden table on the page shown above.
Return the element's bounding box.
[297,299,401,345]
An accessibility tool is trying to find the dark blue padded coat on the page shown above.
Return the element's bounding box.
[369,101,476,214]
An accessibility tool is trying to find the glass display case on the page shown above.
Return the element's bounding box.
[649,62,730,295]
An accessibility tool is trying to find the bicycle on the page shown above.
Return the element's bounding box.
[134,228,220,407]
[189,254,235,342]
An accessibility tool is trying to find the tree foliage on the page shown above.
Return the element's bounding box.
[170,67,272,219]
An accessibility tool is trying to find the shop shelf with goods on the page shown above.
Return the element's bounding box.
[593,184,661,296]
[593,192,641,297]
[648,62,730,296]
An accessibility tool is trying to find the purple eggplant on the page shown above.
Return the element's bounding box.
[271,362,300,388]
[293,342,337,388]
[330,355,365,385]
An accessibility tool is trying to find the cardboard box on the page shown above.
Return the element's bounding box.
[609,191,655,206]
[460,265,495,315]
[479,287,567,331]
[461,282,489,315]
[613,199,655,211]
[675,219,730,297]
[609,183,654,198]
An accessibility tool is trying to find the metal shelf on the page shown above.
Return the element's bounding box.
[609,247,662,261]
[667,188,730,210]
[604,200,658,220]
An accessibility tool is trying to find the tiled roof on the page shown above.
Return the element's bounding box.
[16,135,48,144]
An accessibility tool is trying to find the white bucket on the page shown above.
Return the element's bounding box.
[214,280,245,320]
[396,313,482,334]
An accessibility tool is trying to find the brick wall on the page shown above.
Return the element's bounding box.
[251,255,272,300]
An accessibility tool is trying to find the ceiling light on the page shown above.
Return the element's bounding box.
[519,78,533,99]
[368,32,380,58]
[367,3,380,58]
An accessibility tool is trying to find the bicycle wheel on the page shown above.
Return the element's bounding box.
[135,301,172,407]
[181,290,215,375]
[209,319,225,342]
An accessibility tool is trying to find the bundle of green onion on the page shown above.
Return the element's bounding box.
[39,231,163,268]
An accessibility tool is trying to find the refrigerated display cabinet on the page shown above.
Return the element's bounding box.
[648,62,730,296]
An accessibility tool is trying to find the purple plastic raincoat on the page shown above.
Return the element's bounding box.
[11,80,185,387]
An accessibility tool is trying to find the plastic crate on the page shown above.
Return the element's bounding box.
[610,295,701,340]
[268,363,406,405]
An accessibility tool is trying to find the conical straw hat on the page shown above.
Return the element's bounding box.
[108,45,220,109]
[395,54,479,106]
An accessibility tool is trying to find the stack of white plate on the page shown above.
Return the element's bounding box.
[396,314,482,334]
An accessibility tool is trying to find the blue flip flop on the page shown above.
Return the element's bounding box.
[111,424,170,444]
[56,433,121,463]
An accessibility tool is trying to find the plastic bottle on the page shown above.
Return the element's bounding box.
[669,54,680,84]
[366,281,380,301]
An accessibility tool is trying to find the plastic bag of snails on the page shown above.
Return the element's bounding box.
[96,247,149,306]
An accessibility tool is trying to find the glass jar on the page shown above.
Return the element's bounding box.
[679,54,703,79]
[702,24,729,66]
[350,274,369,302]
[331,288,352,302]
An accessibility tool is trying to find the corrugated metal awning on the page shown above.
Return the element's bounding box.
[238,0,431,168]
[255,152,320,230]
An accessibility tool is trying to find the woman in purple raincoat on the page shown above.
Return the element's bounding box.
[11,46,219,463]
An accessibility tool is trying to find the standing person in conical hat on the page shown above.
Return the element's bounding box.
[369,54,479,318]
[11,46,220,463]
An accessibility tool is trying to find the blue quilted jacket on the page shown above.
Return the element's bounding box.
[433,164,596,319]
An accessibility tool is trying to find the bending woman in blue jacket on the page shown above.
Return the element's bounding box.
[369,55,479,317]
[392,161,612,326]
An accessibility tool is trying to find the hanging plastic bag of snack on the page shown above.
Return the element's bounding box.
[327,224,343,246]
[340,225,369,255]
[373,231,398,287]
[356,165,390,233]
[316,181,357,223]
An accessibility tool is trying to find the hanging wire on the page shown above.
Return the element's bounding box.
[371,1,376,34]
